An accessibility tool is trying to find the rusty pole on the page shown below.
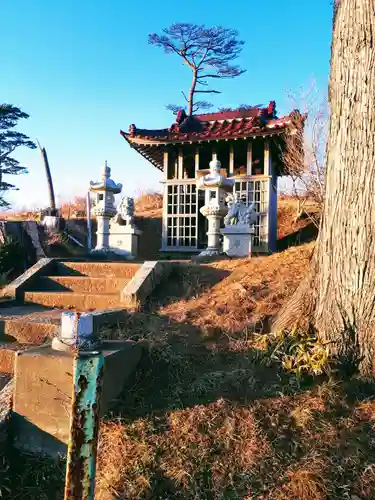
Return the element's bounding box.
[64,350,104,500]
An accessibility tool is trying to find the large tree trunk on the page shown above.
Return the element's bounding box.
[274,0,375,376]
[315,0,375,375]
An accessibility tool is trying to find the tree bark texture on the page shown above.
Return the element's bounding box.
[188,70,197,116]
[315,0,375,375]
[272,246,317,333]
[274,0,375,376]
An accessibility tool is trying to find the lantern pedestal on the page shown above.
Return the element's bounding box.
[199,206,227,257]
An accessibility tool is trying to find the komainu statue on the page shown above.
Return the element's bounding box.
[112,197,135,226]
[224,193,258,227]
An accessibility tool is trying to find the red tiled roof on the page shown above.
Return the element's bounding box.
[121,101,303,146]
[192,100,277,122]
[193,108,266,122]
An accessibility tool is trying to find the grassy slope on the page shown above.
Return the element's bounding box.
[8,196,375,500]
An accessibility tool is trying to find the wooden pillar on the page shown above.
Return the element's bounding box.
[229,143,234,175]
[178,148,183,179]
[247,140,252,176]
[162,149,169,250]
[265,138,276,252]
[195,146,200,175]
[268,175,278,253]
[264,139,271,176]
[163,150,168,180]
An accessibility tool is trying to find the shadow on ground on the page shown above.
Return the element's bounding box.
[145,263,231,310]
[7,263,375,500]
[8,302,375,499]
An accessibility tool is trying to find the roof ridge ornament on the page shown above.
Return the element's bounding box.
[129,124,136,136]
[176,109,187,124]
[267,100,277,118]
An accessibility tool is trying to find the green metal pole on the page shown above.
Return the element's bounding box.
[64,350,104,500]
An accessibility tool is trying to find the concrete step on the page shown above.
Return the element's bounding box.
[31,276,130,294]
[54,261,141,278]
[0,318,59,344]
[24,291,123,311]
[0,341,25,374]
[0,305,61,344]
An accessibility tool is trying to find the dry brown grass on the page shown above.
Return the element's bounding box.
[13,371,375,499]
[0,196,88,221]
[93,353,375,499]
[0,210,39,221]
[277,197,319,240]
[8,196,375,500]
[157,243,313,344]
[134,191,163,216]
[91,239,375,499]
[92,236,375,499]
[97,399,271,500]
[60,196,87,218]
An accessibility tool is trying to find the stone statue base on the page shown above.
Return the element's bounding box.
[221,225,255,258]
[108,223,142,260]
[196,247,223,259]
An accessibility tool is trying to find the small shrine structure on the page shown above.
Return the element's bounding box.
[121,101,302,254]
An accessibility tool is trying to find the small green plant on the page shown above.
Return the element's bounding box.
[0,270,12,288]
[261,327,331,379]
[0,237,25,276]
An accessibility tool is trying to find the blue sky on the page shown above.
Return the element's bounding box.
[1,0,333,210]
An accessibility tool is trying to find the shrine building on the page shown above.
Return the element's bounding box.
[121,101,301,254]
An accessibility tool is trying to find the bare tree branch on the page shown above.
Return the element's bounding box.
[280,81,327,227]
[194,90,222,94]
[149,23,246,115]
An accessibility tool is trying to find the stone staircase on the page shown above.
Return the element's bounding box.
[24,261,140,310]
[0,259,169,373]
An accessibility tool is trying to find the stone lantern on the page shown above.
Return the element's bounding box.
[89,162,122,252]
[196,159,234,257]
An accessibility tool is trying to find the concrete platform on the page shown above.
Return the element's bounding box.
[0,304,61,345]
[13,340,142,457]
